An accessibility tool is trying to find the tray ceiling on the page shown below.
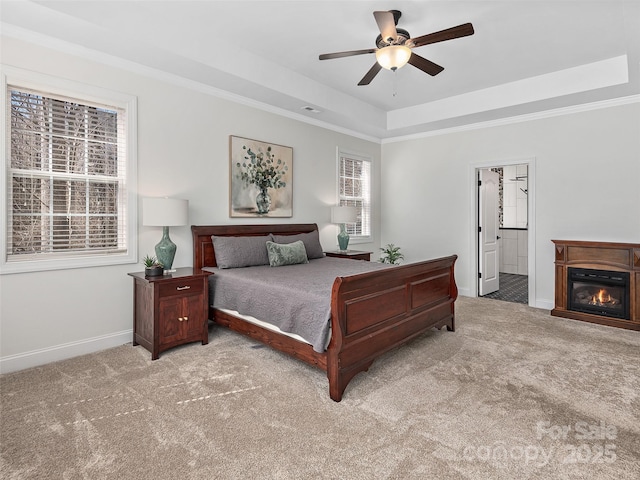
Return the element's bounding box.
[2,1,639,139]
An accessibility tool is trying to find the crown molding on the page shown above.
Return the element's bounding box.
[382,95,640,144]
[1,24,382,144]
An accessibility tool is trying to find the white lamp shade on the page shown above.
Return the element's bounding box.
[143,197,189,226]
[375,45,412,70]
[331,206,357,224]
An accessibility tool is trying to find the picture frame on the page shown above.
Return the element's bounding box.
[229,136,293,217]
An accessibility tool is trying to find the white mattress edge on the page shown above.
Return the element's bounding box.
[216,307,312,345]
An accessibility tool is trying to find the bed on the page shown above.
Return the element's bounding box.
[192,223,458,402]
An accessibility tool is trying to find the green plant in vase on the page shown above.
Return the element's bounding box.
[379,244,404,265]
[143,255,164,276]
[237,145,288,214]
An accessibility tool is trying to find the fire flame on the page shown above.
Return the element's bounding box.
[589,289,613,306]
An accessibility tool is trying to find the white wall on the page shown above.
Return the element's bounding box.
[381,102,640,307]
[0,36,381,372]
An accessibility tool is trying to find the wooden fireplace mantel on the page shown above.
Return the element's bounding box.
[551,240,640,330]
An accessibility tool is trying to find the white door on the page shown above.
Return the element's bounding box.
[479,169,500,296]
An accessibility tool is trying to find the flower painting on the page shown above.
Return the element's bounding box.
[229,136,293,217]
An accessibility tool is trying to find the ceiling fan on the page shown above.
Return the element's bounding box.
[319,10,474,85]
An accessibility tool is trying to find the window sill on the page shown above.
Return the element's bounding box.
[0,252,137,275]
[347,236,372,245]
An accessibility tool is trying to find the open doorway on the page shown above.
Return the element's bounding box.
[473,159,535,307]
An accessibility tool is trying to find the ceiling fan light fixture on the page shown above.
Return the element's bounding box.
[375,45,411,70]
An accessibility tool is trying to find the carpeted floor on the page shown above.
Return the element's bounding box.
[1,296,639,479]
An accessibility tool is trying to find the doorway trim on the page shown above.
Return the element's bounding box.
[469,157,537,307]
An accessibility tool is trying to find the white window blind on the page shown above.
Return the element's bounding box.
[338,151,371,239]
[5,84,131,268]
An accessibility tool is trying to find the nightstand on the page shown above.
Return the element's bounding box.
[128,267,210,359]
[324,250,372,261]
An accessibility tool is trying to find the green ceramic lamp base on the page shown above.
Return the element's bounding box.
[155,226,177,270]
[337,223,350,252]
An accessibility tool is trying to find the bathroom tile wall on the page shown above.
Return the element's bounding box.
[502,164,528,229]
[498,228,528,275]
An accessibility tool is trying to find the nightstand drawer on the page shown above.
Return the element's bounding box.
[158,277,204,298]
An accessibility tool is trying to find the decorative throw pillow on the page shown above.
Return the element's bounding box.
[271,230,324,259]
[212,234,272,269]
[266,240,309,267]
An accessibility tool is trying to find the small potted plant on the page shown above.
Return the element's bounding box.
[143,255,164,276]
[379,244,404,265]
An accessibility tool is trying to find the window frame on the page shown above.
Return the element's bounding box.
[336,147,372,244]
[1,66,138,274]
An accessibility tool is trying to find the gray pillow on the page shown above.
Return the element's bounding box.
[265,240,309,267]
[271,230,324,259]
[212,234,272,269]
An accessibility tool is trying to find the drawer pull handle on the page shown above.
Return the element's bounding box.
[183,316,188,321]
[178,317,183,322]
[176,286,191,291]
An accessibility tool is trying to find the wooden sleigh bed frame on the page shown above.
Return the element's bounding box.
[192,223,458,402]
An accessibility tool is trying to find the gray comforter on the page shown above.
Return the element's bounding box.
[204,257,392,352]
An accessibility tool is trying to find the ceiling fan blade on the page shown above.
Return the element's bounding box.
[408,53,445,76]
[358,62,383,86]
[409,23,474,48]
[319,48,376,60]
[373,10,398,43]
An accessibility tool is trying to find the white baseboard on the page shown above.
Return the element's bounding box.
[457,288,471,297]
[0,330,133,374]
[534,299,554,310]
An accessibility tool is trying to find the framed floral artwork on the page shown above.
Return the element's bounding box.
[229,136,293,217]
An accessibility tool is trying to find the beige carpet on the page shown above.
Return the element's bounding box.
[1,297,639,479]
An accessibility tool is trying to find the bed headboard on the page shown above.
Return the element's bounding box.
[191,223,319,270]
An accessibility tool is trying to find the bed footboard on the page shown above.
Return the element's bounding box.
[327,255,458,401]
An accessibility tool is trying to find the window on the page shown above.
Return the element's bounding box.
[1,68,137,273]
[337,149,371,242]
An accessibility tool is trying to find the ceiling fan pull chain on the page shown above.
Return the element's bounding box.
[392,69,398,97]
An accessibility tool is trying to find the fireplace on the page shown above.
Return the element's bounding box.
[568,268,630,320]
[552,240,640,331]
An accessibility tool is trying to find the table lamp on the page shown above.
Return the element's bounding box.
[331,205,357,251]
[143,197,188,271]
